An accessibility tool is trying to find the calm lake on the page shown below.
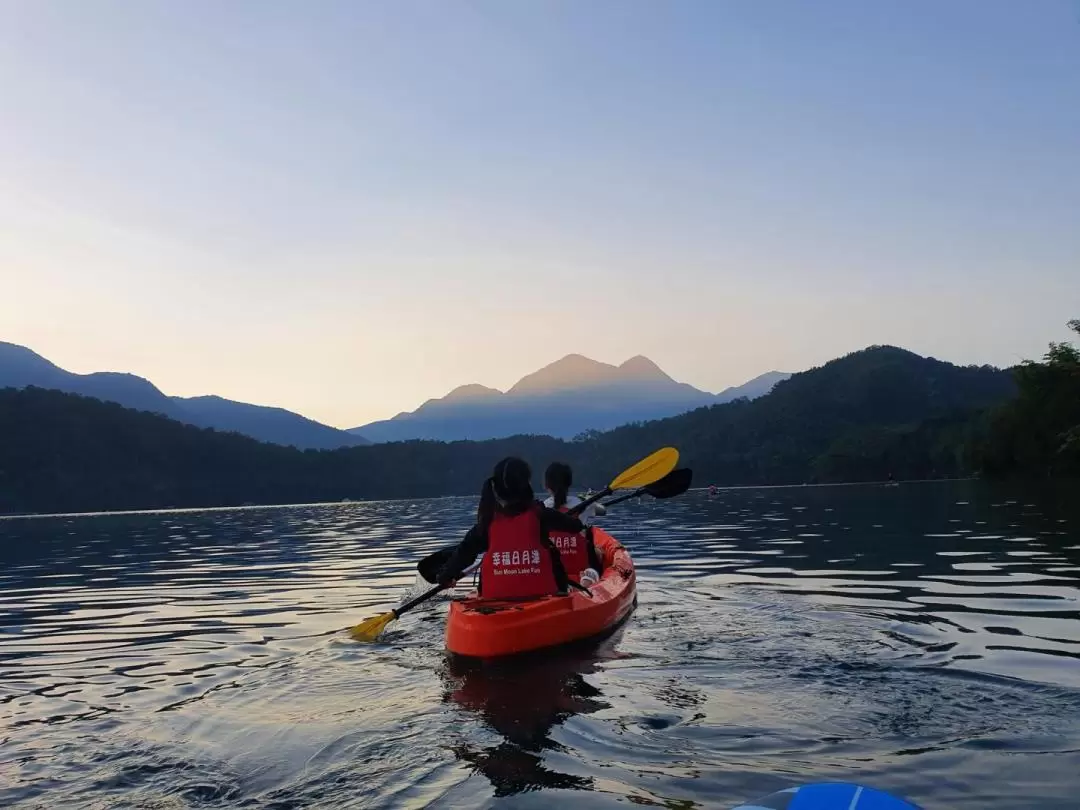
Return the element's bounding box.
[2,481,1079,809]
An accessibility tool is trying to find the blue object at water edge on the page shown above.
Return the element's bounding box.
[731,782,922,810]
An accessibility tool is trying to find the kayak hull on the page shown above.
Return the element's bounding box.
[445,528,636,658]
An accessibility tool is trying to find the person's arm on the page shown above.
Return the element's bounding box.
[536,510,572,592]
[437,524,487,585]
[585,526,604,572]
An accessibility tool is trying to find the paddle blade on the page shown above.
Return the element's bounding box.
[417,545,456,584]
[646,467,693,499]
[609,447,679,490]
[349,611,396,642]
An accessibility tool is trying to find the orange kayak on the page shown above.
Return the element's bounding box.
[445,528,637,658]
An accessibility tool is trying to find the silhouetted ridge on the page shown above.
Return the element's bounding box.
[0,340,369,449]
[0,343,1021,514]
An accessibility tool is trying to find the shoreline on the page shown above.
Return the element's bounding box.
[0,478,983,521]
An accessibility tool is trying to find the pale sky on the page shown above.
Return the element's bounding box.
[2,1,1078,429]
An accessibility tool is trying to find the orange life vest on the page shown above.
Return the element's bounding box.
[479,505,560,600]
[549,504,592,581]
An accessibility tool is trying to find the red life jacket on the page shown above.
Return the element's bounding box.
[479,505,560,600]
[549,504,592,581]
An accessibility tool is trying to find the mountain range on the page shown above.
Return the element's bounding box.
[0,342,370,451]
[349,354,790,442]
[0,341,789,446]
[0,343,1022,514]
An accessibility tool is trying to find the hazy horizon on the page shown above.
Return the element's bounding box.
[3,1,1078,428]
[0,330,1032,431]
[5,335,792,425]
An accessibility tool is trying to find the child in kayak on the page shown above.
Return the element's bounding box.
[436,457,586,599]
[543,462,605,586]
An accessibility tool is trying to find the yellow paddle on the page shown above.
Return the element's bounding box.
[349,559,481,641]
[567,446,680,517]
[349,446,680,643]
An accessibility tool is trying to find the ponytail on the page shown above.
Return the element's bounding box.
[544,462,573,510]
[477,477,497,531]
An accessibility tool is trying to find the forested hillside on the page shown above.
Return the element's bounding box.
[0,343,1034,515]
[971,320,1080,479]
[583,345,1013,485]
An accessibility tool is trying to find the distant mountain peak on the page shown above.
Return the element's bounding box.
[353,352,728,442]
[0,341,62,371]
[507,354,618,395]
[408,383,504,416]
[443,383,503,402]
[617,355,672,383]
[715,370,792,402]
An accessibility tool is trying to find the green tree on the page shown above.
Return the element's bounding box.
[975,318,1080,478]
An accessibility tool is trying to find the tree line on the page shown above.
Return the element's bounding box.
[969,319,1080,479]
[1,331,1073,515]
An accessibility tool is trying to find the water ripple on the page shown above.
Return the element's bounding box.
[1,481,1079,807]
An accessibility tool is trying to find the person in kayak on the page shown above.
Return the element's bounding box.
[543,462,605,586]
[543,462,606,521]
[436,457,586,599]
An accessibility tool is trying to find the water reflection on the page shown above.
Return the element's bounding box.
[440,632,628,796]
[1,481,1080,808]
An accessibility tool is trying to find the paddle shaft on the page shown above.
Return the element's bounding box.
[567,486,612,517]
[394,560,480,617]
[602,486,648,508]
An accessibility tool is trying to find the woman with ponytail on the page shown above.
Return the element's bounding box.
[543,462,605,586]
[542,462,606,521]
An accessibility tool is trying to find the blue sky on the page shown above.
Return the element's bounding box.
[1,1,1078,427]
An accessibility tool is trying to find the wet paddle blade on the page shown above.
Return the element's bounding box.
[349,611,396,642]
[609,447,679,491]
[647,467,693,499]
[601,467,693,508]
[417,546,456,584]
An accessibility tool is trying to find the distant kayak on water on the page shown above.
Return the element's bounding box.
[730,782,921,809]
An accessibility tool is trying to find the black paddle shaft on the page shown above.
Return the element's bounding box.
[601,486,648,508]
[567,486,612,517]
[396,560,480,617]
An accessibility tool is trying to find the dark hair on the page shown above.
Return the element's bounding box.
[476,476,497,528]
[476,457,533,533]
[491,457,533,504]
[544,462,572,509]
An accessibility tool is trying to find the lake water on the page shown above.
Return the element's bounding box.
[2,481,1079,809]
